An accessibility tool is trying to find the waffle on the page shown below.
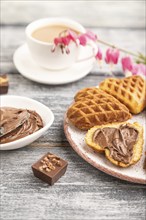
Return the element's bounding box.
[75,87,109,102]
[67,88,131,130]
[99,75,146,114]
[85,122,144,167]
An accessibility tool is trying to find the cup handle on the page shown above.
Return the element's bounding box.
[88,40,98,56]
[76,40,98,63]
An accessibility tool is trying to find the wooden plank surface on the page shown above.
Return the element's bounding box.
[1,67,146,220]
[1,1,145,28]
[1,2,146,220]
[1,146,146,220]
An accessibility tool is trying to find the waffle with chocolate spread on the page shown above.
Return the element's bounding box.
[85,122,144,167]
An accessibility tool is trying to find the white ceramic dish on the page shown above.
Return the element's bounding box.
[64,108,146,184]
[0,95,54,150]
[13,44,96,85]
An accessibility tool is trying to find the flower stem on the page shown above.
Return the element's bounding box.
[97,39,138,58]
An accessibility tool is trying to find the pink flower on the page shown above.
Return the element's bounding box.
[53,30,97,51]
[62,36,71,46]
[121,56,146,77]
[54,37,63,46]
[105,48,120,64]
[84,31,97,41]
[54,36,70,46]
[77,34,87,46]
[95,47,102,60]
[132,63,146,76]
[53,36,71,54]
[121,57,134,72]
[77,31,97,46]
[67,30,78,42]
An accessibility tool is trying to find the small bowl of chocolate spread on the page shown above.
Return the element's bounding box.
[0,95,54,150]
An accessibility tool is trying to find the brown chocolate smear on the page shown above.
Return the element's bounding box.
[92,125,138,164]
[0,107,43,144]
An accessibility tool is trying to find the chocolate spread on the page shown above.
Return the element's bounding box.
[0,107,43,144]
[92,125,138,164]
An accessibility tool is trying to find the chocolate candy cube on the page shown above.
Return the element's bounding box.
[0,74,9,94]
[32,153,68,185]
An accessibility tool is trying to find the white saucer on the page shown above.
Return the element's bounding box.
[13,44,96,85]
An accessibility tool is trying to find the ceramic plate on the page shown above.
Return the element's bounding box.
[64,109,146,184]
[0,95,54,150]
[13,44,96,85]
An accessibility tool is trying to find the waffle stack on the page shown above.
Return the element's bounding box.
[99,75,146,114]
[67,88,131,130]
[66,76,145,168]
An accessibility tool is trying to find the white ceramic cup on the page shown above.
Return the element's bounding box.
[26,17,97,70]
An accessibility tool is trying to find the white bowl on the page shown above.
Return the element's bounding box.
[0,95,54,150]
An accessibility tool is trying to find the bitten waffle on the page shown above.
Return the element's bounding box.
[99,75,146,114]
[85,122,144,167]
[67,88,131,130]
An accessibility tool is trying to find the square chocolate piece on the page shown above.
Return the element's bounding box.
[0,74,9,94]
[32,152,68,185]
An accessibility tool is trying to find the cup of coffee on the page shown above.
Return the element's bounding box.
[26,17,97,70]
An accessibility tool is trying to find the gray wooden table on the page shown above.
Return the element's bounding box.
[1,2,146,220]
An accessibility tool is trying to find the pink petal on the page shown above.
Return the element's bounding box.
[138,64,146,76]
[54,37,62,46]
[85,31,97,41]
[132,64,146,76]
[95,47,102,60]
[54,36,71,46]
[105,48,111,63]
[112,49,120,64]
[67,30,78,42]
[105,48,120,64]
[121,57,134,72]
[62,36,71,46]
[78,35,87,46]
